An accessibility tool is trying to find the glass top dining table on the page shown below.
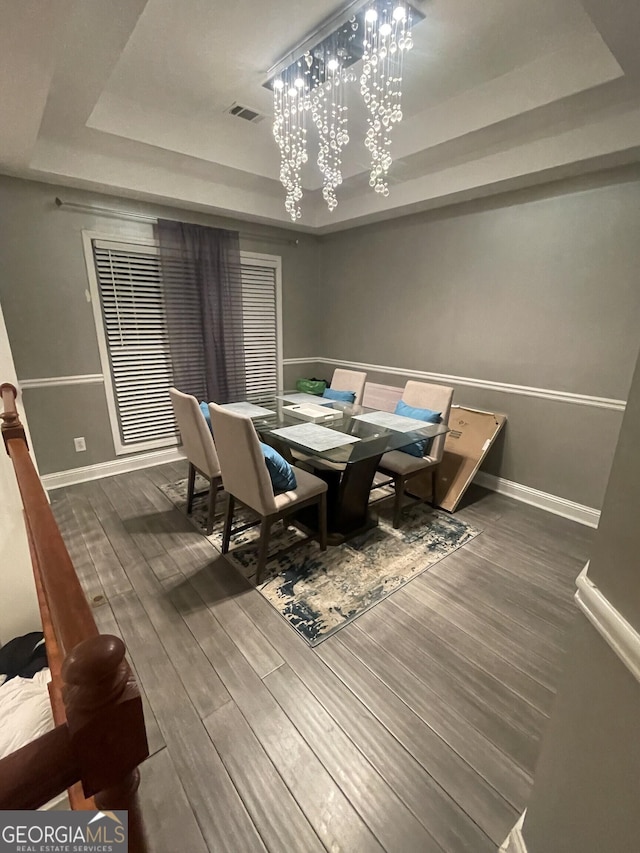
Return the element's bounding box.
[219,391,449,544]
[221,392,449,464]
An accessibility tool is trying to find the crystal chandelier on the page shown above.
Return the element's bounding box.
[267,1,422,221]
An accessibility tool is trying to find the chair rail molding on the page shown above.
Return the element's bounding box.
[19,374,104,389]
[282,357,626,412]
[575,563,640,685]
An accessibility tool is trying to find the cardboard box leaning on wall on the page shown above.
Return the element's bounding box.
[409,406,506,511]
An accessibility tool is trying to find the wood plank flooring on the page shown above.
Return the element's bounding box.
[50,463,592,853]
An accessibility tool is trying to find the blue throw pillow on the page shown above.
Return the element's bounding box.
[260,442,297,492]
[199,401,213,432]
[323,387,356,403]
[395,399,441,457]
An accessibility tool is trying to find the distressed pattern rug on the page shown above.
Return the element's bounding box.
[159,476,481,646]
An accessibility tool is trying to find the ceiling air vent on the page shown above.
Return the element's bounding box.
[226,102,265,123]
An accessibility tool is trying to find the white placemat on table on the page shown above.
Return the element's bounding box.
[270,423,360,452]
[352,410,433,432]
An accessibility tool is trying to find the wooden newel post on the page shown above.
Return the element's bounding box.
[62,635,150,853]
[0,382,27,451]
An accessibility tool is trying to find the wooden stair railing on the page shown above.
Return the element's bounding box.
[0,383,149,851]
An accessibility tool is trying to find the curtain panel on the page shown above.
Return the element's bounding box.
[158,220,246,404]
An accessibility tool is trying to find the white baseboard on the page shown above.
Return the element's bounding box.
[40,433,601,531]
[576,564,640,685]
[500,811,528,852]
[474,471,600,528]
[42,447,186,491]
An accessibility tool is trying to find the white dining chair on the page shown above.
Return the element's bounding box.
[169,388,222,534]
[376,381,453,527]
[209,403,328,583]
[329,368,367,406]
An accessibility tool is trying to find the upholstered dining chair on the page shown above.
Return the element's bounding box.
[290,367,368,472]
[208,403,328,584]
[169,388,222,535]
[376,381,454,528]
[329,368,367,406]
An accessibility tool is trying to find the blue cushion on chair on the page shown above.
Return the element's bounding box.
[394,399,441,457]
[199,401,213,432]
[323,387,356,403]
[260,442,297,492]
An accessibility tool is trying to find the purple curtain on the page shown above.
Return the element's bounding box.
[158,220,246,403]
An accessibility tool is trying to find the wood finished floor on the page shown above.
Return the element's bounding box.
[50,463,593,853]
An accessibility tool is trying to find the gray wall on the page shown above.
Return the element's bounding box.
[318,175,640,508]
[2,171,639,504]
[522,615,640,853]
[521,338,640,852]
[587,346,640,629]
[0,175,321,474]
[283,360,328,389]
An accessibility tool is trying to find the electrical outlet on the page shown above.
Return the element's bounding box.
[74,437,86,452]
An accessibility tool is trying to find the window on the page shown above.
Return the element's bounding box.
[242,260,282,401]
[84,232,282,455]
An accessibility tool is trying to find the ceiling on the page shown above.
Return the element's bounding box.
[2,0,640,232]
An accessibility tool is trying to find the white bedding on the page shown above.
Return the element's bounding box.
[0,668,54,759]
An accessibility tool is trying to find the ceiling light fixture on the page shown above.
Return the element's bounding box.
[266,0,424,221]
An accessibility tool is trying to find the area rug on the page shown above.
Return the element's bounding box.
[159,476,481,646]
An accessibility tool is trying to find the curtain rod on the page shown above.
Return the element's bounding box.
[54,197,300,246]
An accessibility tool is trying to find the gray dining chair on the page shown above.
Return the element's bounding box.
[169,388,222,534]
[376,381,453,527]
[209,403,328,583]
[329,368,367,405]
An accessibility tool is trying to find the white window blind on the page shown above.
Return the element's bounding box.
[88,238,282,455]
[92,241,178,449]
[241,262,279,400]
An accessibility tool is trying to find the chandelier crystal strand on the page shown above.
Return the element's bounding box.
[272,65,308,221]
[361,4,413,197]
[269,2,418,218]
[311,47,350,212]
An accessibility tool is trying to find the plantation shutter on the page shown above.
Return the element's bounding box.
[241,262,279,400]
[92,240,178,447]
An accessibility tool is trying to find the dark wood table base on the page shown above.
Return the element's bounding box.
[292,453,384,545]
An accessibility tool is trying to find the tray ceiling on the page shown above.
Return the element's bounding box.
[2,0,640,231]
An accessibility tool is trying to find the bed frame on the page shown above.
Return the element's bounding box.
[0,383,149,851]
